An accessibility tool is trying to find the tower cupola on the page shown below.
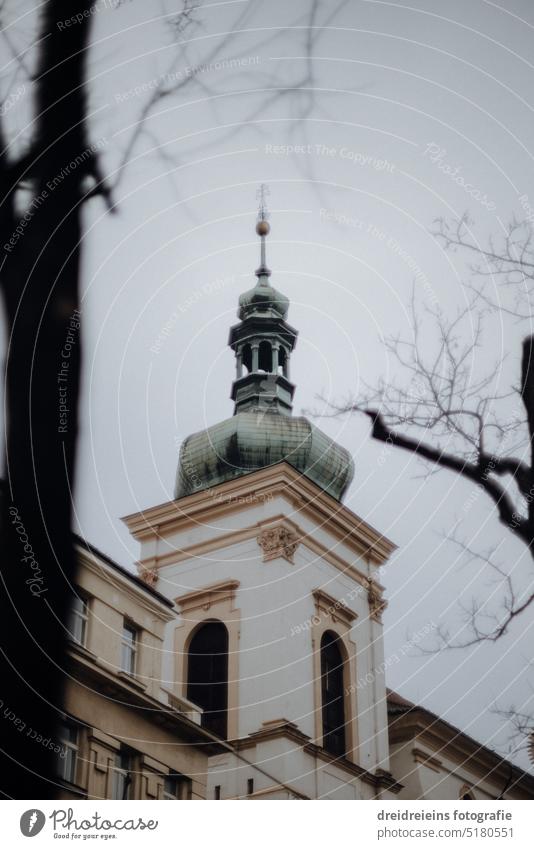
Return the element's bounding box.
[174,189,355,502]
[229,185,297,416]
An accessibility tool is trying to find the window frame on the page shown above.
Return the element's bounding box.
[310,590,358,763]
[68,591,89,647]
[186,619,229,739]
[174,581,241,740]
[57,720,79,785]
[112,750,133,800]
[162,773,192,800]
[320,630,347,758]
[120,621,138,676]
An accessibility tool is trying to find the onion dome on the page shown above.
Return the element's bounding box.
[175,412,354,501]
[238,276,290,321]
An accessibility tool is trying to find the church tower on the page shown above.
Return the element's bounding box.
[123,195,398,799]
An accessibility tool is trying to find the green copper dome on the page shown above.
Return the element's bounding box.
[238,274,290,320]
[175,411,354,501]
[175,195,354,503]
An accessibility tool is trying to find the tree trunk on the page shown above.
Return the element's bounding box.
[0,1,93,799]
[521,335,534,543]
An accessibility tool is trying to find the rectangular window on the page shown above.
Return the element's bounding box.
[121,623,137,675]
[57,721,78,784]
[163,774,192,800]
[247,778,254,796]
[68,593,88,647]
[214,785,221,800]
[112,751,132,800]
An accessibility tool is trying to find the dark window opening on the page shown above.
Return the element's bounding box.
[247,778,254,796]
[278,346,287,376]
[242,344,252,374]
[258,340,272,372]
[321,631,346,757]
[214,785,221,800]
[187,621,229,739]
[56,720,79,784]
[163,773,192,800]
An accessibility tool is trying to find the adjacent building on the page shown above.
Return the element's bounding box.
[387,690,533,800]
[58,536,223,800]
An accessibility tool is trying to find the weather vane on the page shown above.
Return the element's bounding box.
[255,184,271,276]
[256,183,270,222]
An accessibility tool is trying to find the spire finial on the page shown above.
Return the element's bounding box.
[255,183,271,277]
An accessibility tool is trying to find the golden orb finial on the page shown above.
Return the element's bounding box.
[256,219,270,237]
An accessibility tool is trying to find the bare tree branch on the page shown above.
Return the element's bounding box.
[330,286,534,634]
[434,213,534,319]
[356,407,531,548]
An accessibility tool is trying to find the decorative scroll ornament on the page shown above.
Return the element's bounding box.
[367,579,387,622]
[257,526,300,564]
[138,566,158,588]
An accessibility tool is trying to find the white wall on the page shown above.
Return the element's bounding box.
[151,493,388,767]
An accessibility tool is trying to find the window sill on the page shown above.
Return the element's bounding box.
[117,670,147,691]
[54,777,88,798]
[67,640,97,662]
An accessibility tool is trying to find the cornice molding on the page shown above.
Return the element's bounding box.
[135,516,375,589]
[77,549,174,622]
[174,579,240,614]
[312,588,358,627]
[412,746,443,773]
[121,462,396,565]
[229,721,402,793]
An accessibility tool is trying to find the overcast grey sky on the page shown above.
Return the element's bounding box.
[3,0,534,769]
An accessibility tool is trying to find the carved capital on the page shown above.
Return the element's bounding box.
[367,579,387,622]
[138,566,158,588]
[257,526,300,564]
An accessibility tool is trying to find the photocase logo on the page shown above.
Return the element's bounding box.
[20,809,46,837]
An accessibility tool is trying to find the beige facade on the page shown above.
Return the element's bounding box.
[58,538,222,800]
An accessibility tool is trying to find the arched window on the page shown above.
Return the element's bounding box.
[258,340,272,372]
[278,346,287,376]
[241,344,252,374]
[187,621,229,739]
[321,631,346,757]
[459,784,475,800]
